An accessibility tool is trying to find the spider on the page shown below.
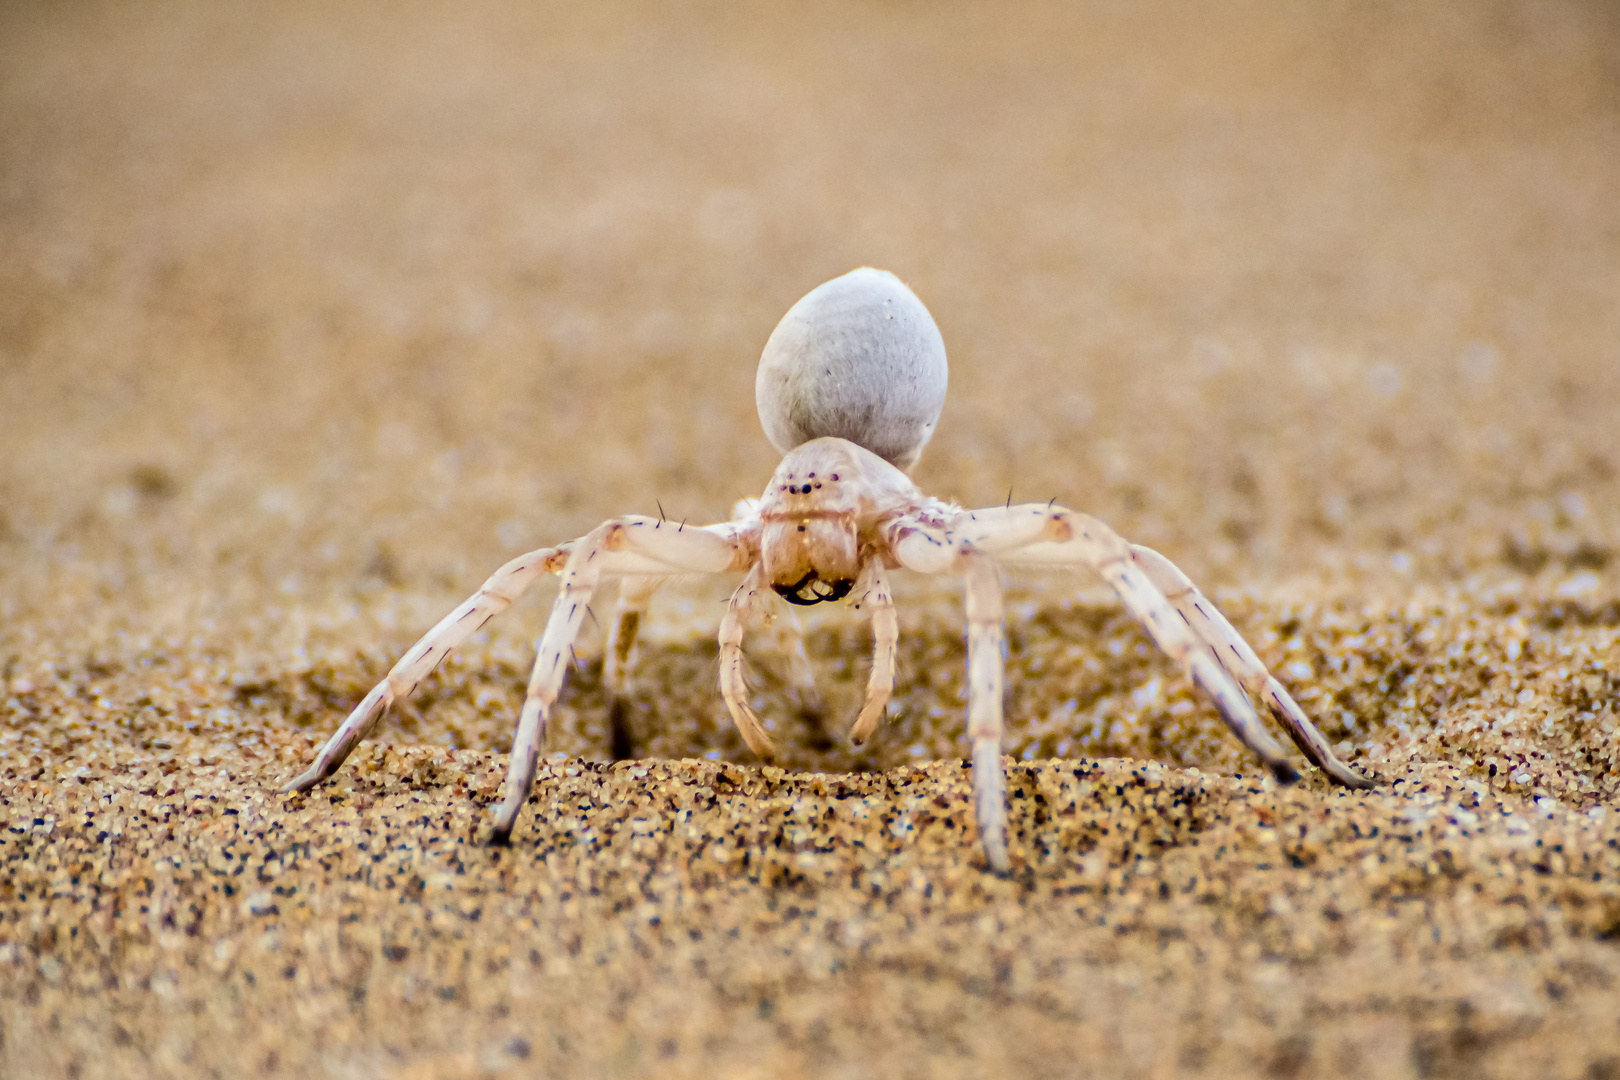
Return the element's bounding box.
[286,267,1374,871]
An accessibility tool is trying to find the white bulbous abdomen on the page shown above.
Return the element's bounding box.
[755,268,948,471]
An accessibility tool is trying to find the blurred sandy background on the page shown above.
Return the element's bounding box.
[4,2,1620,1077]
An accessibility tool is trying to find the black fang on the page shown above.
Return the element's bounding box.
[774,571,854,606]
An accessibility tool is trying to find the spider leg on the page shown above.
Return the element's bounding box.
[718,564,776,761]
[491,516,753,841]
[951,504,1305,785]
[849,563,898,747]
[491,528,612,840]
[963,551,1008,872]
[1127,545,1373,787]
[604,574,665,760]
[884,515,1009,872]
[283,544,571,793]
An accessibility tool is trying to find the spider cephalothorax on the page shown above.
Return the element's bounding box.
[286,267,1374,872]
[759,437,917,605]
[761,448,863,604]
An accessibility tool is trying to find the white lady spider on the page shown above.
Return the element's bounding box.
[286,267,1373,871]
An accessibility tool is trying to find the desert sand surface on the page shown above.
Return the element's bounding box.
[4,2,1620,1077]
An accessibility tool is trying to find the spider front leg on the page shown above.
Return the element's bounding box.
[885,519,1009,871]
[718,564,777,761]
[849,562,898,747]
[491,517,752,842]
[283,544,571,793]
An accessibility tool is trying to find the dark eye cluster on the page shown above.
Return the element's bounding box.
[780,471,838,496]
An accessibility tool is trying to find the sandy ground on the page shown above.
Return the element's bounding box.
[4,1,1620,1076]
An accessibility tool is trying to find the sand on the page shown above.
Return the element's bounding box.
[4,1,1620,1076]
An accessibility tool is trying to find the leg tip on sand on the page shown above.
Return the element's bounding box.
[1338,767,1378,790]
[281,768,320,794]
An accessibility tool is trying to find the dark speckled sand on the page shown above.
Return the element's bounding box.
[4,2,1620,1077]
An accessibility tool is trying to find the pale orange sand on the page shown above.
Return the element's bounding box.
[4,2,1620,1076]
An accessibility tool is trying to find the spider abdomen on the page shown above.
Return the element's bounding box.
[756,267,948,471]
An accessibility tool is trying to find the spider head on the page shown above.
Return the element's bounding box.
[761,511,860,605]
[760,442,865,605]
